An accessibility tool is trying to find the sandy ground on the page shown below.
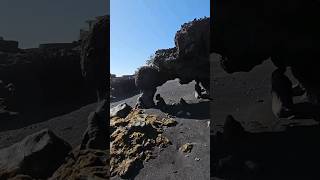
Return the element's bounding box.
[0,103,97,149]
[211,53,320,179]
[211,54,318,133]
[0,79,210,180]
[111,80,210,180]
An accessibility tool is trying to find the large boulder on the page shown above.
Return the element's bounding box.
[0,129,72,179]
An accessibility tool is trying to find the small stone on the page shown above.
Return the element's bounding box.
[162,118,178,127]
[195,157,200,161]
[179,143,194,153]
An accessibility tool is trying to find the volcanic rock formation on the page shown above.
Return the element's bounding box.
[211,0,320,112]
[81,15,110,102]
[135,17,210,108]
[110,74,139,101]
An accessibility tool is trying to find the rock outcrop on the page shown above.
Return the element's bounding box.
[81,15,109,102]
[0,129,71,179]
[135,17,210,108]
[51,100,109,180]
[211,0,320,107]
[49,148,109,180]
[0,47,97,125]
[80,100,108,151]
[110,75,139,100]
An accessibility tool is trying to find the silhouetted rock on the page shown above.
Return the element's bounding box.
[0,129,71,179]
[155,94,167,110]
[271,68,294,118]
[211,0,320,106]
[223,115,245,143]
[81,100,108,150]
[0,47,97,123]
[81,15,109,102]
[135,17,210,108]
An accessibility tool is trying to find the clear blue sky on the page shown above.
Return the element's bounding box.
[111,0,210,76]
[0,0,109,48]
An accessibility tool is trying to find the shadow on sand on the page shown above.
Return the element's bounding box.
[212,115,320,180]
[0,97,96,132]
[156,100,210,120]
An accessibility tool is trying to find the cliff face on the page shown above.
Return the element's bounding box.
[0,48,97,126]
[80,15,110,101]
[110,75,139,101]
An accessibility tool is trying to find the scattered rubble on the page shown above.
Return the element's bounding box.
[110,108,177,178]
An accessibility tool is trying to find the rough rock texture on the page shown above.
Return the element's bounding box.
[135,17,210,108]
[110,75,139,100]
[49,148,109,180]
[110,109,177,178]
[80,100,108,151]
[110,103,132,118]
[81,15,109,102]
[0,129,71,179]
[50,100,109,180]
[211,0,320,105]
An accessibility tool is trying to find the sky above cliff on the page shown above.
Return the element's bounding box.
[0,0,109,48]
[111,0,210,76]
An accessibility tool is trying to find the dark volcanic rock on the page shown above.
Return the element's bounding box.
[211,0,320,105]
[49,148,109,180]
[223,115,246,144]
[135,17,210,108]
[110,103,132,118]
[0,129,71,179]
[81,15,109,102]
[0,47,97,127]
[81,100,108,151]
[110,75,139,100]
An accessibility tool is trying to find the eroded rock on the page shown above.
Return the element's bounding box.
[49,148,109,180]
[135,18,210,108]
[81,100,108,151]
